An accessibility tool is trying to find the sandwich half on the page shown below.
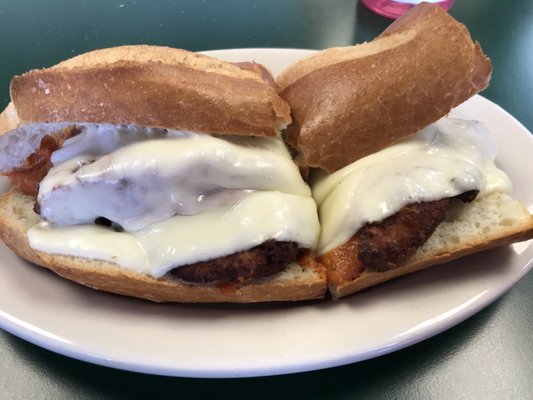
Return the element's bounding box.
[0,45,326,303]
[277,4,533,299]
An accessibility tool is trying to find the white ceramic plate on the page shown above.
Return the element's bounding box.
[0,49,532,378]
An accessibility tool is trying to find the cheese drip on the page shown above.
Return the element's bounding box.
[29,192,319,278]
[313,118,512,255]
[38,129,310,231]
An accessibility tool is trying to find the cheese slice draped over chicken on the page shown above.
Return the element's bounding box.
[36,126,310,230]
[26,124,320,277]
[313,118,512,255]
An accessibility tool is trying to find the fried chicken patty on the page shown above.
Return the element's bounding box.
[358,190,479,271]
[321,191,479,284]
[171,240,300,283]
[357,198,451,271]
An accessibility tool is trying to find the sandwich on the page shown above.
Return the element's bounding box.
[276,3,533,299]
[0,45,326,303]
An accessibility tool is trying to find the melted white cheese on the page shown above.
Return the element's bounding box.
[39,132,310,231]
[29,125,319,277]
[28,191,319,277]
[314,118,512,255]
[50,124,193,165]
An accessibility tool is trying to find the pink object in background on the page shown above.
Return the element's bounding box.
[361,0,454,19]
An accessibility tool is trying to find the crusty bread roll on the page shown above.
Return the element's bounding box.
[0,45,326,303]
[278,3,491,173]
[10,45,290,138]
[276,3,533,299]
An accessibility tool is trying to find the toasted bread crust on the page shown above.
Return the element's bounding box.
[0,189,326,303]
[11,60,290,137]
[278,3,492,172]
[52,45,267,83]
[8,45,290,137]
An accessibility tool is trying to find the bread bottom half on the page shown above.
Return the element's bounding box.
[329,192,533,299]
[0,189,326,303]
[1,189,531,303]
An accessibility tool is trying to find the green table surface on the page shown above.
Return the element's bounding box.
[0,1,531,399]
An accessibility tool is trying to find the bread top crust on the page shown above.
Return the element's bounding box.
[9,45,290,137]
[278,3,492,172]
[52,45,266,83]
